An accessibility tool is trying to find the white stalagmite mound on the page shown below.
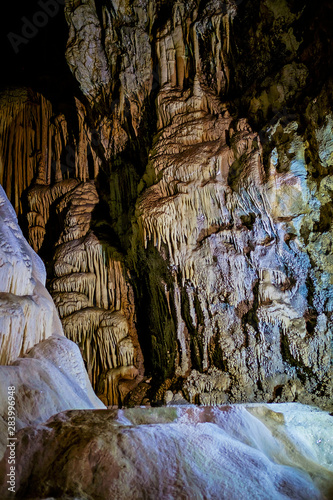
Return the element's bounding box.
[0,184,63,364]
[0,184,105,457]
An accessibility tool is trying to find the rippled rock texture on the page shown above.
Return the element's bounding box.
[0,404,332,499]
[0,0,332,408]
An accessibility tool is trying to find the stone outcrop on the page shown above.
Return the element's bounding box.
[0,0,332,408]
[0,404,332,499]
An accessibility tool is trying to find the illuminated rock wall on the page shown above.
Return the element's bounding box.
[0,0,332,408]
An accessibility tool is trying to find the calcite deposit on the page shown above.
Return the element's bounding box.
[0,0,332,408]
[0,184,61,364]
[0,404,332,499]
[29,177,144,405]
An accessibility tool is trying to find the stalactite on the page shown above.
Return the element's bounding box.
[0,87,103,223]
[52,292,90,319]
[52,273,96,305]
[24,173,144,402]
[1,0,330,410]
[60,305,137,403]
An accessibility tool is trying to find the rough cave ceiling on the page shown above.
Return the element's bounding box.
[0,0,332,409]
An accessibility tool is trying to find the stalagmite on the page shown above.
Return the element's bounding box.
[97,365,139,406]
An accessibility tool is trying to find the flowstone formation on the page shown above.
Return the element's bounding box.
[0,184,61,364]
[138,81,326,406]
[28,176,144,406]
[0,0,332,408]
[1,404,333,499]
[0,184,104,457]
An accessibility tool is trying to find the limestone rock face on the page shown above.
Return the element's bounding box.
[0,404,332,499]
[137,83,324,407]
[0,0,332,407]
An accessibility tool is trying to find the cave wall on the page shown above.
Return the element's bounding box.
[0,0,332,408]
